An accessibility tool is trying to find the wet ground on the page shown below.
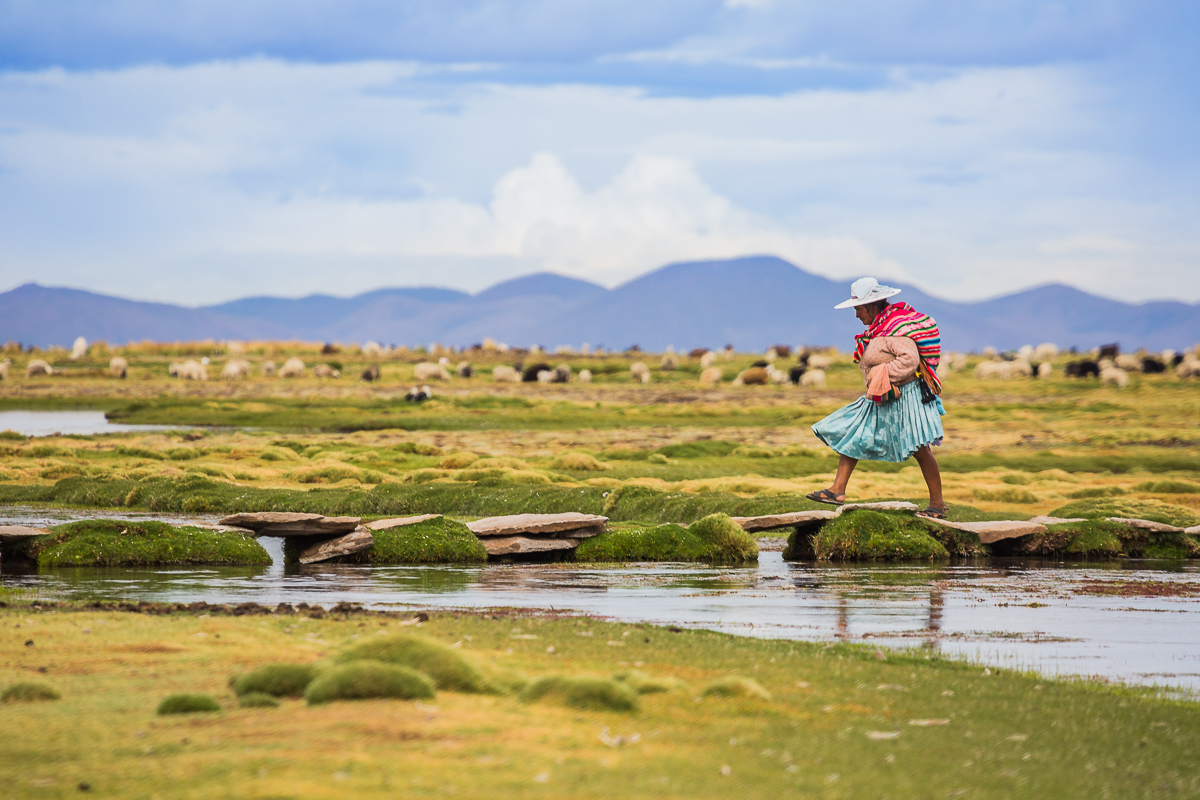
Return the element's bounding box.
[3,505,1199,693]
[0,410,184,437]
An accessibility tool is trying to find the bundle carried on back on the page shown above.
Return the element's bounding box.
[853,302,942,395]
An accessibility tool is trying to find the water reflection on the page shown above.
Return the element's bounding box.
[0,410,186,437]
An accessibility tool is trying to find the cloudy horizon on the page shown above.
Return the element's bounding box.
[1,1,1197,306]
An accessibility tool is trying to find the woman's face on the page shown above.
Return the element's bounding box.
[854,304,876,325]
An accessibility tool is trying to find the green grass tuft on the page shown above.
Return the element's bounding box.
[13,519,270,567]
[519,675,639,712]
[550,452,612,471]
[231,663,318,698]
[575,523,703,562]
[686,513,758,564]
[700,676,772,701]
[1050,498,1200,528]
[157,693,221,715]
[1133,480,1200,494]
[1,681,60,703]
[316,517,486,564]
[613,670,689,694]
[813,510,948,561]
[305,661,435,705]
[334,633,497,693]
[238,692,281,708]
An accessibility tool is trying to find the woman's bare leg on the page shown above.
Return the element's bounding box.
[828,454,858,500]
[912,445,945,510]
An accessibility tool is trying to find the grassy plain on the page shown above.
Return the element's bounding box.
[1,605,1199,799]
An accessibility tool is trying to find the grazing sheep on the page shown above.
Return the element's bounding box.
[321,343,339,355]
[1114,354,1141,371]
[1033,343,1059,362]
[362,341,383,358]
[982,346,998,358]
[313,364,341,378]
[660,354,678,371]
[70,336,88,360]
[0,360,9,380]
[630,362,650,383]
[1098,343,1120,359]
[552,364,571,383]
[689,348,709,359]
[279,357,306,378]
[1097,357,1115,372]
[721,345,735,361]
[261,360,277,377]
[405,385,433,402]
[974,360,1033,380]
[168,361,180,377]
[1176,359,1200,378]
[1100,367,1129,388]
[1017,345,1034,362]
[1037,362,1053,379]
[699,351,716,369]
[800,369,827,389]
[360,364,381,381]
[109,356,128,379]
[699,367,722,385]
[414,362,451,382]
[26,359,52,377]
[768,366,789,384]
[220,359,250,380]
[536,369,553,383]
[178,359,207,381]
[522,362,551,382]
[492,365,520,383]
[1064,360,1100,378]
[807,354,832,370]
[578,369,593,383]
[735,366,769,386]
[1141,357,1166,374]
[769,344,792,359]
[788,365,806,384]
[200,356,210,366]
[456,361,473,378]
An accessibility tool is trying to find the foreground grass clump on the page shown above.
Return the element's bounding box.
[333,517,487,564]
[701,676,773,701]
[1,681,60,703]
[613,670,689,694]
[238,692,280,708]
[805,510,949,561]
[576,522,703,562]
[519,675,639,712]
[1050,498,1200,528]
[687,513,758,563]
[334,633,497,693]
[157,693,221,715]
[9,520,270,567]
[230,663,318,698]
[305,662,435,705]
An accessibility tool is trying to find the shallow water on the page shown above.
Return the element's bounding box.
[3,506,1199,692]
[0,410,182,437]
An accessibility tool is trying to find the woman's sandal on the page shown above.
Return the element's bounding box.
[806,489,846,506]
[916,506,949,520]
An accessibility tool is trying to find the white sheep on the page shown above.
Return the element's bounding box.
[200,356,211,366]
[1175,359,1200,378]
[1034,343,1059,362]
[699,367,722,385]
[1100,367,1129,388]
[168,361,180,377]
[414,362,451,381]
[279,357,306,378]
[800,369,827,388]
[362,341,383,357]
[1037,362,1054,379]
[552,364,571,383]
[109,356,128,378]
[220,359,249,380]
[0,360,9,380]
[313,364,340,378]
[70,336,88,361]
[1097,357,1115,372]
[178,359,207,381]
[942,352,968,373]
[492,365,520,383]
[974,360,1033,379]
[699,351,716,369]
[807,354,833,369]
[660,354,678,371]
[982,346,998,358]
[456,361,473,378]
[1114,354,1141,371]
[578,369,593,383]
[1017,345,1034,362]
[261,360,277,377]
[536,370,552,383]
[26,359,53,377]
[768,366,789,384]
[630,362,650,383]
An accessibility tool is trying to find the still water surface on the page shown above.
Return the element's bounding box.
[3,506,1198,692]
[0,410,181,437]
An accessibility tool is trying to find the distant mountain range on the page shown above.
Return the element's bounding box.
[2,256,1197,352]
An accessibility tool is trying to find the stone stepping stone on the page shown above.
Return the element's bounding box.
[1105,517,1185,533]
[367,514,443,531]
[0,525,51,541]
[1029,516,1086,525]
[297,527,375,565]
[482,536,580,556]
[837,501,920,514]
[217,512,361,537]
[1187,525,1200,536]
[732,510,838,532]
[466,512,608,537]
[921,518,1048,544]
[555,525,606,539]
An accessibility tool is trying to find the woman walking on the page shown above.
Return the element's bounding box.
[806,277,948,519]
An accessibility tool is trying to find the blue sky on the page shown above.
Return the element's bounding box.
[0,0,1197,304]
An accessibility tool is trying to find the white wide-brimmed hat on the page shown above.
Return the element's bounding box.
[834,277,902,309]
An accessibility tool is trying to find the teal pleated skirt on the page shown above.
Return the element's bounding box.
[811,388,946,462]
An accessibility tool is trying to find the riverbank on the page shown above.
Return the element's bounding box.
[1,602,1198,798]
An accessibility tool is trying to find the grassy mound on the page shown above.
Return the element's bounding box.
[1,681,60,703]
[1049,498,1200,528]
[238,692,280,708]
[551,453,611,471]
[575,523,703,562]
[305,662,435,705]
[1002,520,1191,559]
[10,520,270,567]
[157,693,221,715]
[687,513,758,564]
[812,510,948,561]
[1132,480,1200,494]
[333,633,496,693]
[700,676,772,701]
[519,675,639,712]
[613,670,688,694]
[318,517,486,564]
[231,663,318,698]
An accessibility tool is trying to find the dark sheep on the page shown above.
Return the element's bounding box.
[770,344,792,357]
[321,343,339,355]
[1098,343,1119,359]
[404,386,431,402]
[360,364,381,381]
[522,362,552,382]
[751,360,770,368]
[1173,352,1186,366]
[1141,358,1166,374]
[796,351,812,366]
[1065,360,1100,378]
[689,348,709,359]
[788,365,807,385]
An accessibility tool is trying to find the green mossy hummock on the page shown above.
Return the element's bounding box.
[576,513,757,564]
[791,510,949,562]
[7,520,271,568]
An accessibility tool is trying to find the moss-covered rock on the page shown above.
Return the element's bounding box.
[1005,520,1191,559]
[575,523,703,562]
[305,662,435,705]
[8,520,270,567]
[301,517,486,565]
[813,510,948,561]
[519,675,639,712]
[687,513,758,564]
[1049,498,1200,528]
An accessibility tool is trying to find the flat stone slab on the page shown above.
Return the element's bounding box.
[922,518,1048,544]
[483,536,580,556]
[555,525,606,539]
[217,512,362,537]
[298,527,375,565]
[367,514,443,531]
[466,513,608,537]
[732,510,838,532]
[837,501,920,514]
[1186,525,1200,536]
[1029,516,1086,525]
[1106,517,1185,533]
[0,525,51,540]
